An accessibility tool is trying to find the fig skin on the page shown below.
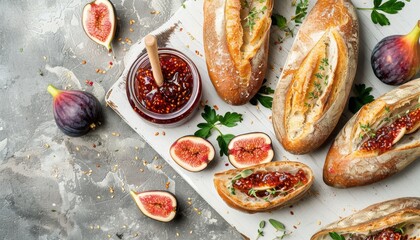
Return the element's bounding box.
[130,190,177,222]
[228,132,274,168]
[371,20,420,85]
[82,0,117,51]
[170,136,215,172]
[47,84,102,137]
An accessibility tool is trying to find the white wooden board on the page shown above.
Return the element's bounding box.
[105,0,420,238]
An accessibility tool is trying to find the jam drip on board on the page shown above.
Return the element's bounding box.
[365,227,407,240]
[233,169,307,198]
[361,108,420,153]
[135,54,193,114]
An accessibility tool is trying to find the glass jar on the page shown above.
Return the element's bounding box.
[126,48,202,127]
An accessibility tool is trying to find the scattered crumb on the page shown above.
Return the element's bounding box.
[154,132,159,136]
[317,220,322,225]
[143,160,148,166]
[44,143,50,148]
[81,60,87,64]
[179,27,183,31]
[97,195,101,199]
[153,156,158,161]
[76,147,80,151]
[135,146,139,150]
[125,38,132,45]
[176,232,180,237]
[213,105,219,110]
[293,225,297,229]
[129,28,134,32]
[150,10,160,14]
[129,19,135,25]
[109,187,114,193]
[112,132,120,137]
[118,37,122,41]
[139,168,144,172]
[290,211,294,215]
[165,181,170,189]
[83,169,93,176]
[189,230,193,234]
[162,131,166,136]
[155,165,162,170]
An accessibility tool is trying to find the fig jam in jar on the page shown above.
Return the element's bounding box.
[127,48,202,127]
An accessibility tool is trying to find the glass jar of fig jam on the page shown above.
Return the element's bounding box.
[126,48,202,127]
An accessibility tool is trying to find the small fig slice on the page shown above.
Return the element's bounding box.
[170,136,215,172]
[371,20,420,85]
[82,0,117,51]
[130,190,177,222]
[228,132,274,168]
[47,84,102,137]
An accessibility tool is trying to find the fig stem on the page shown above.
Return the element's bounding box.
[47,84,61,98]
[144,35,164,87]
[405,20,420,44]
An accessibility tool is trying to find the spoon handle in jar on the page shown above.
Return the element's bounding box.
[144,35,164,87]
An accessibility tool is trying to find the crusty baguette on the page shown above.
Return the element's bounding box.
[324,79,420,188]
[311,197,420,240]
[213,161,314,213]
[203,0,273,105]
[272,0,359,154]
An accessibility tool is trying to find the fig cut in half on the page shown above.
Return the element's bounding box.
[170,136,215,172]
[228,132,274,168]
[82,0,116,51]
[130,190,177,222]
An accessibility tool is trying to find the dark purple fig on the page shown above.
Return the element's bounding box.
[371,20,420,85]
[47,84,102,137]
[82,0,116,51]
[130,190,177,222]
[170,136,215,172]
[228,132,274,168]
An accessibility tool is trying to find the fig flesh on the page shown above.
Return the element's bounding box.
[82,0,116,51]
[130,190,177,222]
[228,132,274,168]
[170,136,215,172]
[47,84,102,137]
[371,20,420,85]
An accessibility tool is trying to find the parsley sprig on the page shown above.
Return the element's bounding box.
[357,0,408,26]
[250,80,275,109]
[269,219,290,239]
[245,6,268,32]
[292,0,309,24]
[256,220,266,239]
[194,105,243,156]
[348,84,375,114]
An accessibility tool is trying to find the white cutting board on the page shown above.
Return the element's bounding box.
[105,0,420,239]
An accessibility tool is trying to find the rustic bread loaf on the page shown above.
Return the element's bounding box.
[272,0,359,154]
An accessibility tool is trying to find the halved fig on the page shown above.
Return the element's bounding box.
[82,0,116,51]
[228,132,274,168]
[170,136,215,172]
[130,190,177,222]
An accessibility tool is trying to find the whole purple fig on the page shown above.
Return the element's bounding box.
[371,20,420,85]
[47,84,102,137]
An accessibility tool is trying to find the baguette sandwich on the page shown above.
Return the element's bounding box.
[272,0,359,154]
[311,197,420,240]
[203,0,273,105]
[213,161,314,213]
[324,79,420,188]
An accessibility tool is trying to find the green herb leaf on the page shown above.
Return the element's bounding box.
[201,105,218,124]
[293,0,309,24]
[259,220,266,229]
[219,112,243,127]
[241,169,254,178]
[250,81,275,109]
[272,14,288,30]
[329,232,345,240]
[358,0,406,26]
[217,134,235,156]
[269,219,286,232]
[348,84,375,114]
[248,188,257,197]
[194,123,214,138]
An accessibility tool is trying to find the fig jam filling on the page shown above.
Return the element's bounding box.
[233,169,307,198]
[135,54,193,114]
[361,108,420,153]
[365,228,407,240]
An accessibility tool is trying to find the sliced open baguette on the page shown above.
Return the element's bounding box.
[324,79,420,188]
[213,161,314,213]
[311,197,420,240]
[272,0,359,154]
[203,0,273,105]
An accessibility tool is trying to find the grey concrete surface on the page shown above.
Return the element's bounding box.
[0,0,243,239]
